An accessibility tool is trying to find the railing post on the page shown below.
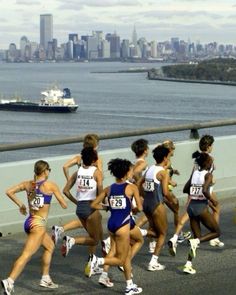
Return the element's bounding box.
[190,128,199,139]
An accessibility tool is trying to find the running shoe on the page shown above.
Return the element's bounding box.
[209,238,224,247]
[51,225,63,245]
[168,238,177,256]
[84,254,98,278]
[101,237,111,256]
[177,231,191,243]
[148,261,165,271]
[61,236,74,257]
[182,264,196,274]
[189,238,199,258]
[149,241,156,253]
[40,279,59,289]
[99,274,114,288]
[125,284,142,294]
[1,279,14,295]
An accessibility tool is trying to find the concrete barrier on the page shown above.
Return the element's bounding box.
[0,135,235,236]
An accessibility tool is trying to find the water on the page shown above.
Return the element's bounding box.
[0,62,236,162]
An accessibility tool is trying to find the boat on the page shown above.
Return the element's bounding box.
[0,87,78,113]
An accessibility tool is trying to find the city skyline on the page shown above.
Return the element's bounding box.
[1,0,236,49]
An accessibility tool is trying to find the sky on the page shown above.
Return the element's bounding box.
[1,0,236,49]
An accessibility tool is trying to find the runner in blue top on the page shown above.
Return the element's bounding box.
[89,158,143,295]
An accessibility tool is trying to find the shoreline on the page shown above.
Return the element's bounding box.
[147,75,236,86]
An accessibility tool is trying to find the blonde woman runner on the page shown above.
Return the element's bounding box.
[1,160,67,295]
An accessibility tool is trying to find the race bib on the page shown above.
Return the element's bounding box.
[143,179,155,192]
[30,194,44,209]
[110,196,126,209]
[190,185,203,196]
[77,178,91,192]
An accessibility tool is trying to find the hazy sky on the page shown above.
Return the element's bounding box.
[1,0,236,49]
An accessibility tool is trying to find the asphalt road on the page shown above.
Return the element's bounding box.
[0,197,236,295]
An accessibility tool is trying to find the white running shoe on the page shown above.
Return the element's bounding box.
[149,241,156,253]
[209,238,224,247]
[40,279,58,289]
[61,236,74,257]
[148,261,165,271]
[168,238,177,256]
[101,237,111,256]
[182,264,196,274]
[189,238,199,258]
[177,231,191,243]
[85,254,98,278]
[51,225,63,245]
[1,279,14,295]
[125,284,142,294]
[98,274,114,288]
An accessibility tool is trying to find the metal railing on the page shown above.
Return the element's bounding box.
[1,118,236,152]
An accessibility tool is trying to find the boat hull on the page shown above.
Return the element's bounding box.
[0,103,78,113]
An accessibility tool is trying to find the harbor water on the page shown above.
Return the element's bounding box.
[0,61,236,163]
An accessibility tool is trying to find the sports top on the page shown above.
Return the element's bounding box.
[76,166,97,201]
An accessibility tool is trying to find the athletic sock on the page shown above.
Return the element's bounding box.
[150,254,158,264]
[7,278,14,285]
[97,257,105,265]
[185,260,192,267]
[42,275,51,282]
[126,279,133,287]
[101,271,108,278]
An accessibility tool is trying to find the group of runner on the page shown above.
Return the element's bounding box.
[1,133,224,295]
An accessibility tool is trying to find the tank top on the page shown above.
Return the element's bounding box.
[143,165,164,203]
[29,180,52,210]
[108,182,131,219]
[76,166,97,201]
[190,169,211,200]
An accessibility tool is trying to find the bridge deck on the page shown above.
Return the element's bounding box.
[0,197,235,295]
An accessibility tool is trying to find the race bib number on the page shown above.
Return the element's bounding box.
[77,178,91,192]
[110,196,126,209]
[143,179,155,192]
[30,194,44,209]
[190,185,203,196]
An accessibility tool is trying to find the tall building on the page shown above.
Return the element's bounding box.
[20,36,29,61]
[101,40,110,58]
[40,14,53,50]
[87,36,98,59]
[121,39,130,58]
[106,33,120,58]
[69,34,78,43]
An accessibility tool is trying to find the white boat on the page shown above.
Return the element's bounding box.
[0,86,78,113]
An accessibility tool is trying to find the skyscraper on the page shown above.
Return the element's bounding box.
[40,14,53,50]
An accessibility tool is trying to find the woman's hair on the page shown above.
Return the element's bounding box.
[34,160,50,176]
[83,133,99,148]
[162,140,175,151]
[131,138,148,157]
[152,145,170,164]
[81,147,98,166]
[199,134,214,152]
[194,152,212,170]
[192,150,201,159]
[108,158,132,179]
[29,160,50,201]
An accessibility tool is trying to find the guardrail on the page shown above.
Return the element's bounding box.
[1,118,236,152]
